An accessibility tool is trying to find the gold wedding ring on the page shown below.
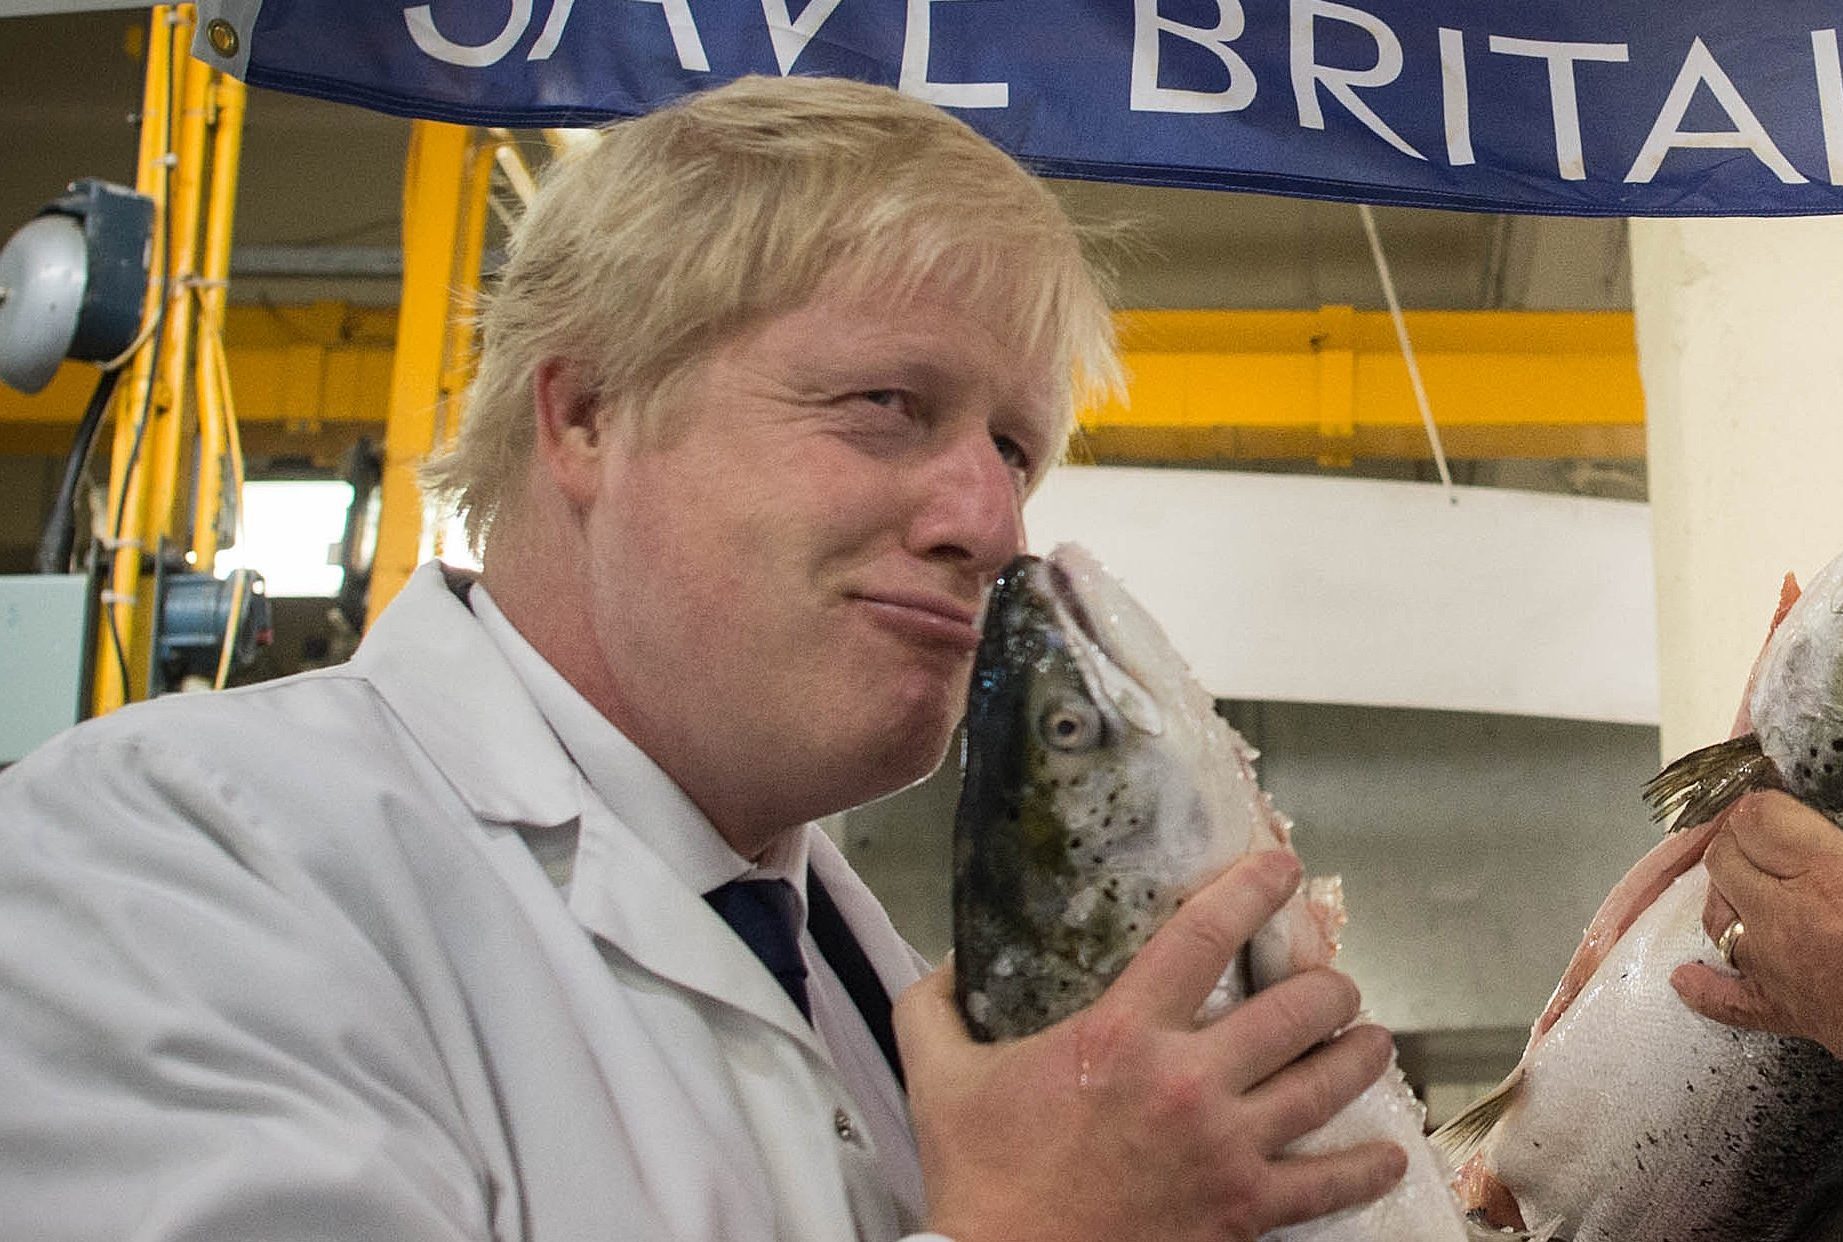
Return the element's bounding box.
[1716,917,1746,969]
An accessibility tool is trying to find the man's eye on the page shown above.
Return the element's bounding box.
[862,389,906,410]
[994,434,1031,475]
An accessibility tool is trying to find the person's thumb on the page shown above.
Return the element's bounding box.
[894,953,970,1070]
[1671,961,1773,1032]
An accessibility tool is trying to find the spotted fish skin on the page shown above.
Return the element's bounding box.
[1480,864,1843,1241]
[1646,551,1843,835]
[952,544,1475,1242]
[1751,551,1843,820]
[953,549,1250,1040]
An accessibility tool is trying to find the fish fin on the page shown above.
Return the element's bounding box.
[1430,1067,1524,1169]
[1641,733,1784,833]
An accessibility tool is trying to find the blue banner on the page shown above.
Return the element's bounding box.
[195,0,1843,216]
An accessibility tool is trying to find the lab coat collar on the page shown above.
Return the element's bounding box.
[570,796,827,1047]
[350,561,581,829]
[355,564,824,1044]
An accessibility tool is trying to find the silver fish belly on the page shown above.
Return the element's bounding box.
[1444,546,1843,1240]
[1489,864,1843,1241]
[953,543,1473,1242]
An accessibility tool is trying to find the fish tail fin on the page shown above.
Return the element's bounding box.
[1641,733,1783,833]
[1430,1067,1524,1169]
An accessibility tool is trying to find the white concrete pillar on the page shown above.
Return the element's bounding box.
[1632,218,1843,761]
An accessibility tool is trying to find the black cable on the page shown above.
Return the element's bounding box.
[103,586,131,701]
[33,367,124,574]
[102,281,168,703]
[108,316,163,545]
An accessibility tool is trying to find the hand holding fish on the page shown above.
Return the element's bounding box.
[1673,790,1843,1057]
[895,849,1407,1242]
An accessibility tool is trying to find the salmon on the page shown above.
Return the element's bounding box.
[952,543,1481,1241]
[1439,551,1843,1241]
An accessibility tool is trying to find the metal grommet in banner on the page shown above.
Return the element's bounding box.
[205,18,240,59]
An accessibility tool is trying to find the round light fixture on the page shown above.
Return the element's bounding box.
[0,180,154,395]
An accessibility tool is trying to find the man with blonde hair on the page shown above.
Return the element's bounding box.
[0,75,1403,1240]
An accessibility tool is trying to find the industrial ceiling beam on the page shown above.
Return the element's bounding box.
[3,304,1645,462]
[1077,306,1644,464]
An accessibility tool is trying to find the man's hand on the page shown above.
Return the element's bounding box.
[894,850,1406,1242]
[1673,791,1843,1058]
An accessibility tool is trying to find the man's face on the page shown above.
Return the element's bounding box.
[577,275,1063,838]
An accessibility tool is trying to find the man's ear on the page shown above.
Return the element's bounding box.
[533,356,606,507]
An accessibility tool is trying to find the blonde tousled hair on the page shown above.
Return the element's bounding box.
[423,74,1122,552]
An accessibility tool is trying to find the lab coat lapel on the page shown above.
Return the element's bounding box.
[351,562,580,829]
[567,791,825,1050]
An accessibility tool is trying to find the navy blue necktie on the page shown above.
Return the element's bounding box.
[705,878,811,1022]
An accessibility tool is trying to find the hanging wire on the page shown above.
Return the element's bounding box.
[33,368,124,574]
[1357,204,1456,503]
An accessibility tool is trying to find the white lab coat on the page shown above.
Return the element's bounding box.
[0,562,930,1242]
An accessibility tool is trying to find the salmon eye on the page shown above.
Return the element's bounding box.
[1040,698,1102,752]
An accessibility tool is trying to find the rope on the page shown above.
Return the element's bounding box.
[1358,204,1456,504]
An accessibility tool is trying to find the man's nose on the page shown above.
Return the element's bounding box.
[906,429,1026,573]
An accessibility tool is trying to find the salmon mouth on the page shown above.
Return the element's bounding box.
[1045,555,1132,674]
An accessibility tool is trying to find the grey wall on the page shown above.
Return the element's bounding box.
[1230,702,1662,1035]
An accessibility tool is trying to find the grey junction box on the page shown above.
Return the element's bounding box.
[1,574,93,766]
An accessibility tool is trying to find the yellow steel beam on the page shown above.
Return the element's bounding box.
[425,139,497,565]
[2,303,396,442]
[190,70,248,572]
[95,5,186,713]
[88,8,256,709]
[141,22,211,552]
[1080,306,1645,463]
[7,306,1645,466]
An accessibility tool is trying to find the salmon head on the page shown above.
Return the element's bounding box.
[1648,546,1843,831]
[951,543,1269,1043]
[1749,548,1843,820]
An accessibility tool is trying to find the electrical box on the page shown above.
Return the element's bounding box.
[0,574,93,766]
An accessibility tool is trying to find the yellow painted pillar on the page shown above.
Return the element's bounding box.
[1633,217,1843,760]
[1313,304,1357,468]
[367,120,474,625]
[143,39,211,547]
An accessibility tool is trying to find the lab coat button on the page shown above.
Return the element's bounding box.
[832,1107,856,1142]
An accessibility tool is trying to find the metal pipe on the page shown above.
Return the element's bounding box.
[145,22,212,551]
